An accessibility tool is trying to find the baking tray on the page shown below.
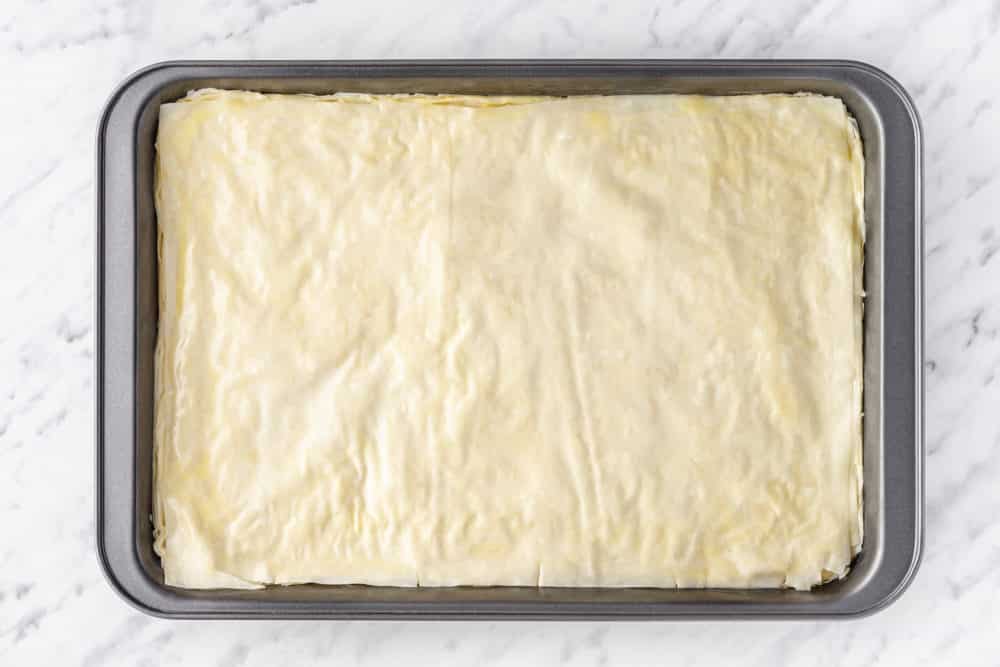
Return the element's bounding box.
[96,60,923,619]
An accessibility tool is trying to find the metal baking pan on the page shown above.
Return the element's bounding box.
[96,60,923,619]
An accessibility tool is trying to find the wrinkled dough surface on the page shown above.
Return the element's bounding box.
[154,90,864,590]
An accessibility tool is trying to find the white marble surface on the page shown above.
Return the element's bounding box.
[2,0,998,664]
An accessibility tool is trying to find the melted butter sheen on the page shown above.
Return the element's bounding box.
[154,90,864,590]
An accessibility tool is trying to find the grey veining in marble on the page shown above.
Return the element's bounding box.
[2,0,999,664]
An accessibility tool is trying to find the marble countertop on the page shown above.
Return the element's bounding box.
[2,0,998,664]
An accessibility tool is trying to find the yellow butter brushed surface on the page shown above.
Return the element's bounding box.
[154,90,864,590]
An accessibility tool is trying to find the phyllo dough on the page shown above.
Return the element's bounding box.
[154,90,864,590]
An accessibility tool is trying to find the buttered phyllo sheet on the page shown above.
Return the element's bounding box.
[154,90,864,590]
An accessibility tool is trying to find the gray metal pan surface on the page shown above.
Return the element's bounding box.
[96,60,923,619]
